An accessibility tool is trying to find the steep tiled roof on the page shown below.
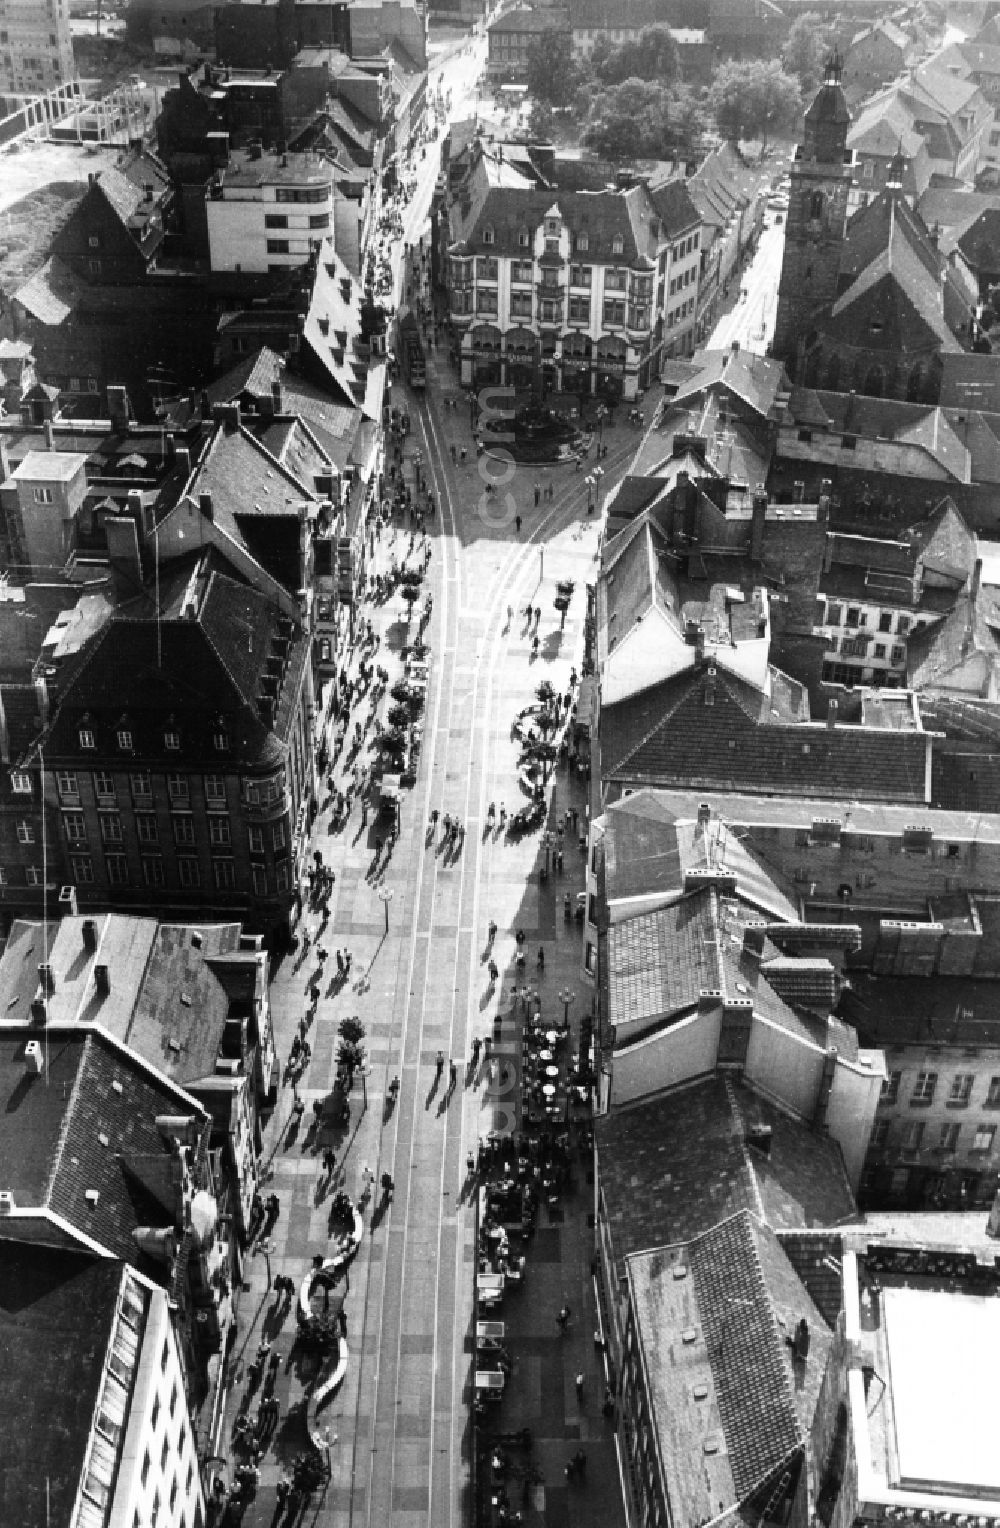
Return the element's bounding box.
[95,165,145,225]
[601,660,929,802]
[688,1213,804,1500]
[596,1076,856,1279]
[205,345,284,407]
[13,254,83,326]
[906,584,1000,692]
[607,890,720,1028]
[830,198,963,356]
[125,923,243,1084]
[670,347,788,420]
[489,7,569,33]
[0,1027,208,1276]
[956,205,1000,273]
[777,1231,845,1329]
[646,172,701,238]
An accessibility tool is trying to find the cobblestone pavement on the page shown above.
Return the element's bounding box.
[215,90,637,1528]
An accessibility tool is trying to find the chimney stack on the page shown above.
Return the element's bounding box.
[106,384,129,435]
[743,922,766,960]
[703,662,716,705]
[199,491,214,522]
[751,488,767,563]
[827,698,838,729]
[44,420,55,451]
[697,801,711,829]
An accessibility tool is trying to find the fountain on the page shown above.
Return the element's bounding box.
[480,397,584,465]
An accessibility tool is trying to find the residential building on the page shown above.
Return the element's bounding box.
[846,99,931,211]
[214,0,427,72]
[845,976,1000,1208]
[0,908,276,1231]
[206,148,336,275]
[5,448,89,575]
[51,150,175,284]
[443,140,702,398]
[0,678,55,919]
[0,1019,239,1381]
[929,33,1000,182]
[0,1247,206,1528]
[856,66,993,187]
[485,7,570,80]
[841,19,916,105]
[0,0,75,95]
[24,550,316,940]
[706,0,784,57]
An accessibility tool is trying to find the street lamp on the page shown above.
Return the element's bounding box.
[558,987,576,1026]
[592,466,605,517]
[378,885,394,935]
[585,473,595,514]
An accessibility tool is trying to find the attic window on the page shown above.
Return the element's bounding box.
[518,228,529,247]
[79,728,96,750]
[482,225,495,244]
[117,729,133,752]
[577,231,589,251]
[870,322,883,335]
[612,234,624,254]
[191,931,202,949]
[213,729,230,752]
[85,1189,99,1206]
[164,729,180,751]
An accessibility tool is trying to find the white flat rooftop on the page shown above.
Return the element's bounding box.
[883,1284,1000,1497]
[11,450,88,482]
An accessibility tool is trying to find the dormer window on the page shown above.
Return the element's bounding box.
[612,234,624,255]
[518,229,529,247]
[79,728,96,750]
[117,729,133,752]
[164,729,180,751]
[482,225,495,244]
[546,218,559,236]
[10,771,32,795]
[577,232,589,251]
[213,729,230,752]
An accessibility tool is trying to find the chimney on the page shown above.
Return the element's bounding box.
[827,698,838,728]
[38,963,55,996]
[44,420,55,451]
[703,662,716,705]
[155,1114,201,1144]
[144,182,154,203]
[106,384,129,434]
[743,922,766,960]
[24,1038,44,1074]
[94,963,110,995]
[34,674,49,727]
[745,1122,773,1157]
[58,884,77,916]
[82,917,98,950]
[695,627,706,664]
[697,801,711,829]
[971,557,983,606]
[175,446,191,478]
[0,438,9,483]
[730,339,739,355]
[106,517,143,603]
[271,379,283,415]
[750,489,767,563]
[199,491,214,522]
[132,1226,178,1262]
[127,487,144,523]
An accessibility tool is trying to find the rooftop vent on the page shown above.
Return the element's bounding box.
[693,1383,709,1400]
[681,1327,698,1344]
[24,1039,43,1075]
[82,918,98,951]
[94,964,110,996]
[84,1189,99,1207]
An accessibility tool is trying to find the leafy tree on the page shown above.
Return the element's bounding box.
[583,79,704,161]
[400,583,421,623]
[338,1016,366,1045]
[528,99,555,139]
[520,737,558,783]
[592,25,680,86]
[708,60,801,149]
[781,14,839,95]
[526,28,580,109]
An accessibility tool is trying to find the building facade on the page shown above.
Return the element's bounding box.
[445,155,701,399]
[206,149,336,275]
[0,0,75,95]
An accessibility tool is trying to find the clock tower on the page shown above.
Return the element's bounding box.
[772,53,854,372]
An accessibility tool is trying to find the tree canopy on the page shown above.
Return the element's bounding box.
[781,13,840,95]
[526,29,581,109]
[708,59,802,148]
[590,24,680,86]
[582,77,705,161]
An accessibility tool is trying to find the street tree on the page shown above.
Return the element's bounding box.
[526,29,580,109]
[583,78,703,161]
[781,13,839,94]
[591,24,680,85]
[708,59,802,148]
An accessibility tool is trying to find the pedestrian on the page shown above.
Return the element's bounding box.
[336,949,345,976]
[472,1036,482,1062]
[488,917,497,942]
[576,1372,585,1401]
[499,803,507,827]
[557,1304,571,1330]
[375,836,383,858]
[449,1059,458,1087]
[533,481,540,506]
[515,514,522,535]
[537,946,545,971]
[487,959,498,983]
[436,1050,445,1079]
[467,1150,476,1175]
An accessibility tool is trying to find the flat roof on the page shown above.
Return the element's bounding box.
[11,450,89,481]
[883,1284,1000,1496]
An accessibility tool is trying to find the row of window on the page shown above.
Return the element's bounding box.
[68,851,289,895]
[830,636,906,665]
[870,1118,997,1154]
[667,265,696,297]
[468,288,651,328]
[264,212,330,230]
[75,725,230,754]
[479,226,619,256]
[469,255,640,291]
[881,1070,1000,1107]
[825,603,912,636]
[61,809,286,852]
[667,296,696,329]
[56,769,284,808]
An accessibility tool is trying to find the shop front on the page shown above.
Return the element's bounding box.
[593,337,627,403]
[470,324,503,386]
[505,327,536,390]
[561,332,592,398]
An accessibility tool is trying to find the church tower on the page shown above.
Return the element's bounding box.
[772,53,854,370]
